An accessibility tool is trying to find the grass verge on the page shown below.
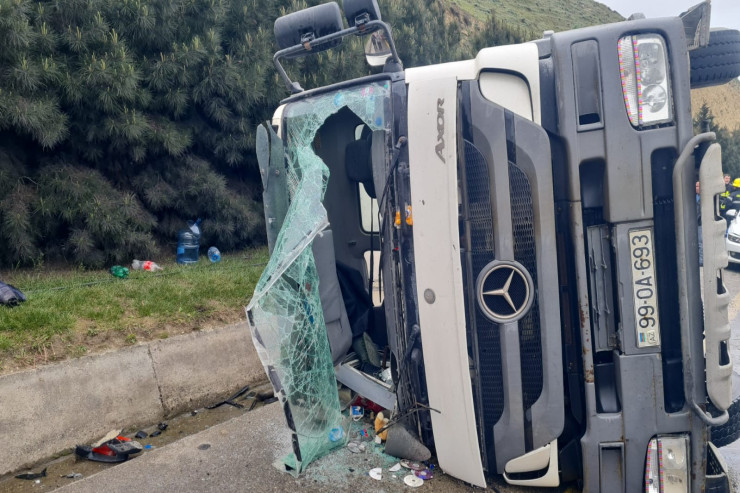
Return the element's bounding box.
[0,248,268,374]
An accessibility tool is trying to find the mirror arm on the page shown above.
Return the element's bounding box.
[274,20,402,94]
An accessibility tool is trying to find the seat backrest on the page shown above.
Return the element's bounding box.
[345,134,376,198]
[312,229,352,364]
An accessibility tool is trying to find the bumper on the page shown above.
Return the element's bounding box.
[726,234,740,264]
[706,442,733,493]
[697,140,733,413]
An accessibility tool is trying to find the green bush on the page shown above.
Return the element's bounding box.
[0,0,526,267]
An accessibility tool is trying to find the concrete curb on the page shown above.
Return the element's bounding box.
[0,322,266,476]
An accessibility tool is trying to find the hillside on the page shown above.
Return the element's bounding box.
[447,0,623,35]
[450,0,739,130]
[692,79,740,130]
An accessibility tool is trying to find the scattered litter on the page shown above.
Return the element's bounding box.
[150,430,161,437]
[329,427,344,442]
[191,410,199,416]
[415,468,434,480]
[131,260,163,272]
[135,431,148,439]
[374,411,389,441]
[61,473,83,479]
[15,467,47,480]
[389,463,402,472]
[158,422,168,431]
[400,459,425,471]
[144,444,154,450]
[351,396,384,414]
[368,467,383,480]
[262,396,278,404]
[94,429,121,447]
[374,435,382,444]
[358,428,369,439]
[257,390,274,399]
[34,479,40,484]
[109,266,129,279]
[75,436,142,463]
[198,444,211,450]
[207,246,221,263]
[347,441,365,454]
[350,405,364,421]
[207,385,250,410]
[404,474,424,487]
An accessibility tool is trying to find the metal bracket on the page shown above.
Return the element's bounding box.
[672,131,731,426]
[273,20,402,94]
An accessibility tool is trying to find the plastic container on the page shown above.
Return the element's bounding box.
[177,219,201,264]
[207,246,221,263]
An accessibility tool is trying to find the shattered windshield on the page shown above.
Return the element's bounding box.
[247,80,391,474]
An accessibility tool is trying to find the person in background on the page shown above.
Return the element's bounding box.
[720,176,732,224]
[729,178,740,209]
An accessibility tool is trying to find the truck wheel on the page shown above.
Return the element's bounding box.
[690,28,740,89]
[711,396,740,448]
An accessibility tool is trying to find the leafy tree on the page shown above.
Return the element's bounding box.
[694,103,740,179]
[468,10,534,55]
[0,0,529,268]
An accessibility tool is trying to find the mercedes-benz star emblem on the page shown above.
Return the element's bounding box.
[475,260,534,323]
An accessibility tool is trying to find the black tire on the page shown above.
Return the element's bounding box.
[690,28,740,89]
[711,396,740,448]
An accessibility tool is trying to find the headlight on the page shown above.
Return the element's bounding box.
[645,435,689,493]
[618,34,673,127]
[728,233,740,244]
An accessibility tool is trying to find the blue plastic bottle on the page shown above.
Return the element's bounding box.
[207,246,221,263]
[177,219,201,264]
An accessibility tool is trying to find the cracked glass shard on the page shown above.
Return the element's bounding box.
[246,81,391,474]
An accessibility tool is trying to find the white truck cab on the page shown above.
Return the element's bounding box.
[247,1,740,490]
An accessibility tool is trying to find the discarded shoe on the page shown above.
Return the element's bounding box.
[75,436,142,463]
[75,444,129,463]
[15,467,46,480]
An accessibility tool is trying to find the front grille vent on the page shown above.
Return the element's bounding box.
[509,164,543,410]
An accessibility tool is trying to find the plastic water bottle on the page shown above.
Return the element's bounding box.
[207,246,221,263]
[132,260,163,272]
[177,218,201,264]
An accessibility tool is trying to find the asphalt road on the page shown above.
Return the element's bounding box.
[55,401,538,493]
[719,264,740,489]
[36,268,740,492]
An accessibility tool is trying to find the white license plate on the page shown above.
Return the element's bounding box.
[629,229,661,348]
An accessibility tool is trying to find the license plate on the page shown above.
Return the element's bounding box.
[629,229,661,348]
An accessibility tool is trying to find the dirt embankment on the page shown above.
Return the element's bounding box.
[692,79,740,131]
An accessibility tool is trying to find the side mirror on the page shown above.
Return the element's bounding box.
[364,31,392,67]
[343,0,382,28]
[680,1,711,50]
[274,2,344,57]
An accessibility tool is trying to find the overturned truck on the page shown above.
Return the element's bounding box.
[247,0,740,490]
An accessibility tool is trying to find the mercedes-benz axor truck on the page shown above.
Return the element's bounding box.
[247,1,740,490]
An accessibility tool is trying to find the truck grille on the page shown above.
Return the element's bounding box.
[460,140,546,470]
[509,164,543,410]
[462,141,505,442]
